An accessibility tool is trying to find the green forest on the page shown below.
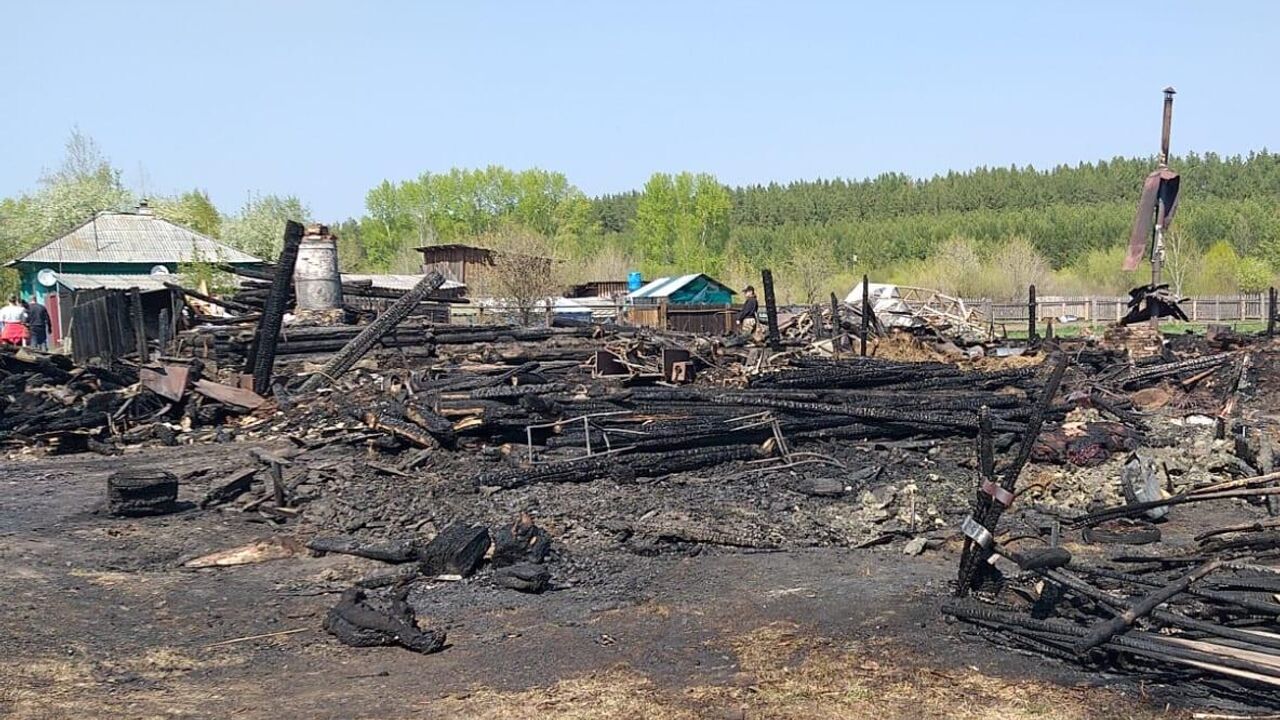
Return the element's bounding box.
[3,130,1279,302]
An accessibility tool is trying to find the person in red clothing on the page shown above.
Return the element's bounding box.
[0,296,29,345]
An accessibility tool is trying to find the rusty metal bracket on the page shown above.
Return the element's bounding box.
[981,480,1015,507]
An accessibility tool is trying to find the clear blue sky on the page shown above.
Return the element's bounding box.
[2,1,1275,220]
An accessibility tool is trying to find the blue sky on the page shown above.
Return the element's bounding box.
[1,1,1274,219]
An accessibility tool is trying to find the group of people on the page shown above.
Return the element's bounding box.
[0,296,52,349]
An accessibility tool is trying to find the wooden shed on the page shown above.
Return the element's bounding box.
[623,273,737,333]
[416,244,497,285]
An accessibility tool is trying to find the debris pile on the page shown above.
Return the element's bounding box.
[945,339,1280,710]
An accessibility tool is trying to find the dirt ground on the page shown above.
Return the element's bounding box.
[0,443,1198,720]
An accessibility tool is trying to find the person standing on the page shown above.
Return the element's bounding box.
[23,299,51,350]
[0,296,28,345]
[735,285,760,337]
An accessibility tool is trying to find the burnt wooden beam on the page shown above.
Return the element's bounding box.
[129,287,148,363]
[249,220,305,396]
[297,271,445,393]
[164,282,256,314]
[860,274,870,357]
[761,269,781,350]
[1027,284,1038,342]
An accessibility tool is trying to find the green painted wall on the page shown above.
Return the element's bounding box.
[11,261,258,302]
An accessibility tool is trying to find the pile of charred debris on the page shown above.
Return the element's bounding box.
[946,337,1280,712]
[5,246,1280,711]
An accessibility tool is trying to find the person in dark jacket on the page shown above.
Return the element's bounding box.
[735,285,759,336]
[22,300,51,350]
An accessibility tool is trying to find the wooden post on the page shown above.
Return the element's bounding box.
[129,287,149,363]
[828,292,839,340]
[860,274,870,357]
[1027,284,1038,342]
[761,269,781,350]
[1268,287,1277,337]
[250,221,305,396]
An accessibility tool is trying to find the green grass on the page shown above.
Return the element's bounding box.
[1001,320,1268,339]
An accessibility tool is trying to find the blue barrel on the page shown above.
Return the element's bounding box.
[627,271,643,291]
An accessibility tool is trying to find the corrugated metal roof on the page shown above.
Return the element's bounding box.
[14,211,262,265]
[56,272,177,291]
[628,274,704,299]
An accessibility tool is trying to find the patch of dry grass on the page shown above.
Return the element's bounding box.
[436,622,1185,720]
[0,646,248,719]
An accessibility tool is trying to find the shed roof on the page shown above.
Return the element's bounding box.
[11,210,262,266]
[628,273,735,300]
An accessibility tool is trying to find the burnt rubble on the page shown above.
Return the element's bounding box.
[7,268,1280,713]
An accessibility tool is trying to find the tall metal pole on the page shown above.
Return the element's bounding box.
[1151,87,1175,331]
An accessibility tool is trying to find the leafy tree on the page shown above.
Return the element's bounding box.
[222,193,311,261]
[779,226,839,305]
[0,128,133,294]
[633,172,731,276]
[1236,257,1273,293]
[989,236,1051,300]
[356,167,590,272]
[153,189,221,237]
[468,224,564,326]
[1193,241,1241,294]
[1161,227,1200,297]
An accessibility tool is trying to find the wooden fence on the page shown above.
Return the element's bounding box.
[622,302,734,334]
[966,293,1273,325]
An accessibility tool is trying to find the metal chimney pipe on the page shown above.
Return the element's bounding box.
[1159,86,1176,167]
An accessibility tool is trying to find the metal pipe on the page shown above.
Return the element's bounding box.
[1159,86,1176,167]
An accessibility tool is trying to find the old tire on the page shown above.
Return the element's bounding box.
[107,469,178,516]
[1082,519,1161,545]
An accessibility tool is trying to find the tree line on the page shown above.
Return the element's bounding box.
[3,130,1278,302]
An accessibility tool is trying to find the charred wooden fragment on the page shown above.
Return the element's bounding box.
[491,514,551,567]
[494,563,551,593]
[308,535,419,563]
[324,586,445,654]
[403,403,457,446]
[200,467,258,508]
[418,523,490,577]
[363,411,439,449]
